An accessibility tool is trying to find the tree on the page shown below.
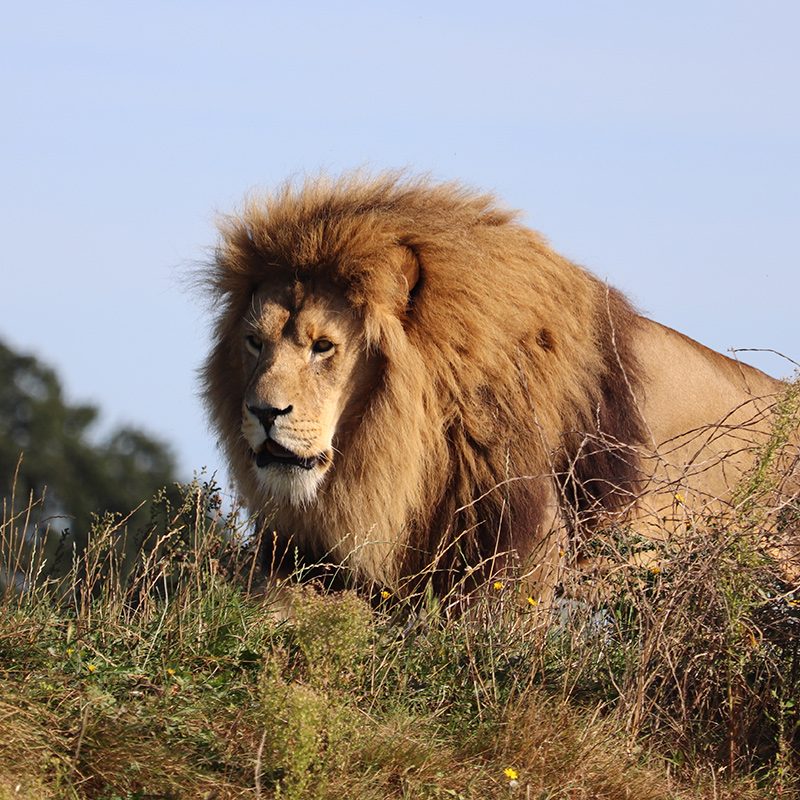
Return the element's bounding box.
[0,338,180,552]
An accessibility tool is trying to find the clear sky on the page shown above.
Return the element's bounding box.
[3,1,798,488]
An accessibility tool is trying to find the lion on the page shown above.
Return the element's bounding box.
[201,172,798,600]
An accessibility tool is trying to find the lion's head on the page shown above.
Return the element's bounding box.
[238,277,378,507]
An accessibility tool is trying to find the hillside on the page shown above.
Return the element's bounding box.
[1,469,799,799]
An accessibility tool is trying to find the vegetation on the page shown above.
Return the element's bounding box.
[0,338,179,541]
[0,338,180,592]
[0,344,797,798]
[1,468,798,799]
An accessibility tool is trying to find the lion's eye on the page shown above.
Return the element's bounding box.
[245,334,263,355]
[311,338,334,355]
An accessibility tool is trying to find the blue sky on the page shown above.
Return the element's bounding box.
[3,1,798,485]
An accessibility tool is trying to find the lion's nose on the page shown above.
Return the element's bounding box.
[247,403,293,430]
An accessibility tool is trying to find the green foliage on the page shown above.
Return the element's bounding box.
[289,588,374,688]
[259,665,342,799]
[0,338,180,553]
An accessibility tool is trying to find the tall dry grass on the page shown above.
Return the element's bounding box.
[0,386,798,799]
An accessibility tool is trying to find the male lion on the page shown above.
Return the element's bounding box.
[202,173,798,599]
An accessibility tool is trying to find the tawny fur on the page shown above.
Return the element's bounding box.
[202,172,799,596]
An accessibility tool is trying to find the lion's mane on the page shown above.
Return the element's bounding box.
[203,173,648,591]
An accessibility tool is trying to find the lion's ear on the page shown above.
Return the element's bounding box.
[398,245,421,297]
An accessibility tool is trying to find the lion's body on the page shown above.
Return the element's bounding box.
[629,322,789,533]
[202,173,798,597]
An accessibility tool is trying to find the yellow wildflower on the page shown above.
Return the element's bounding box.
[493,581,504,591]
[166,667,176,676]
[526,596,538,607]
[675,492,686,504]
[503,767,519,781]
[649,565,661,575]
[65,647,74,657]
[86,664,96,673]
[380,590,391,600]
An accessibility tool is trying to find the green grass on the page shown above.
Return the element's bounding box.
[1,422,799,799]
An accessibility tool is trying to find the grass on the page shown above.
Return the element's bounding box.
[1,413,798,798]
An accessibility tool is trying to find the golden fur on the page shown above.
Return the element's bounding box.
[202,172,799,597]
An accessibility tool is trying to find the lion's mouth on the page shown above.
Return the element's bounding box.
[252,438,327,471]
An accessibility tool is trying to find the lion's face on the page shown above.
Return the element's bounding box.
[239,278,376,507]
